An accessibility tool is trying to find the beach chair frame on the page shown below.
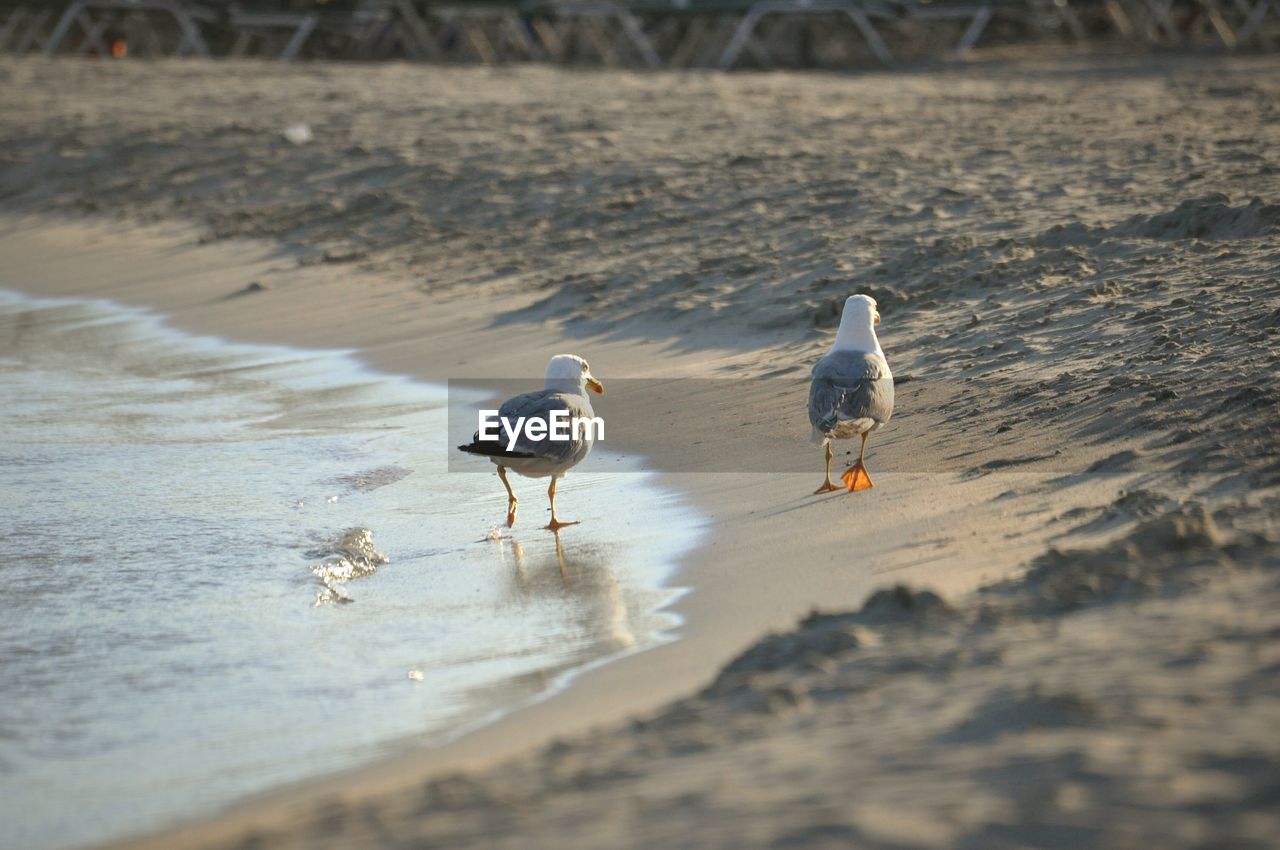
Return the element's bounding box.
[427,4,547,64]
[897,0,995,56]
[1092,0,1271,47]
[673,13,774,66]
[347,0,441,60]
[44,0,210,57]
[227,9,319,60]
[1,7,54,53]
[716,0,895,68]
[17,0,1280,64]
[1234,0,1279,44]
[527,1,662,67]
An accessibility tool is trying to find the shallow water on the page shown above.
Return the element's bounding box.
[0,289,701,850]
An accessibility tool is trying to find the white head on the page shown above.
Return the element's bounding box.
[544,354,604,396]
[831,294,882,354]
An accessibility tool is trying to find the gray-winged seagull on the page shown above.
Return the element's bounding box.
[458,354,604,530]
[808,294,894,493]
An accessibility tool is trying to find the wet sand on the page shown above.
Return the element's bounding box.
[1,53,1278,850]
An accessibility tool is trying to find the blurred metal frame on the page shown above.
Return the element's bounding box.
[1235,0,1278,44]
[44,0,211,56]
[227,8,318,59]
[716,0,896,69]
[0,7,53,52]
[427,2,549,64]
[12,0,1278,65]
[526,1,661,66]
[1096,0,1271,47]
[348,0,441,60]
[900,0,995,56]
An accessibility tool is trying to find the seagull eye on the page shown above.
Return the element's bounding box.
[582,363,589,372]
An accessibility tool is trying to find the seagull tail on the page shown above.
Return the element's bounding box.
[456,442,537,460]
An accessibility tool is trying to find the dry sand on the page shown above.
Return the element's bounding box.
[1,53,1278,849]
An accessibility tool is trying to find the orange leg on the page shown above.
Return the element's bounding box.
[498,465,518,527]
[545,477,580,531]
[814,442,841,494]
[840,432,874,492]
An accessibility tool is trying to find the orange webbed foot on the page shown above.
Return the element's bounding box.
[841,462,873,492]
[545,519,580,532]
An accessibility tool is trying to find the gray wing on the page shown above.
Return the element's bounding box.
[808,351,894,434]
[495,389,595,464]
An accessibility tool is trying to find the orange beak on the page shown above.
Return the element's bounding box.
[586,377,604,395]
[873,311,881,325]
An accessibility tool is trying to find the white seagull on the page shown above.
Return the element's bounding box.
[458,354,604,530]
[808,294,895,493]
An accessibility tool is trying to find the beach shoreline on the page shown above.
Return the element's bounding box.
[4,207,1274,850]
[3,214,1109,844]
[1,52,1277,849]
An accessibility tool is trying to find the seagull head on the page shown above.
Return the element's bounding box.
[831,294,882,353]
[545,354,604,396]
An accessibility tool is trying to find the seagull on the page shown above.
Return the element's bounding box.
[458,354,604,530]
[808,294,894,494]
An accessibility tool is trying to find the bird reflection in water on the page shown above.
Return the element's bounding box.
[496,530,638,653]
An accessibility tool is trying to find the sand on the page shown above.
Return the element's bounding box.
[1,52,1278,850]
